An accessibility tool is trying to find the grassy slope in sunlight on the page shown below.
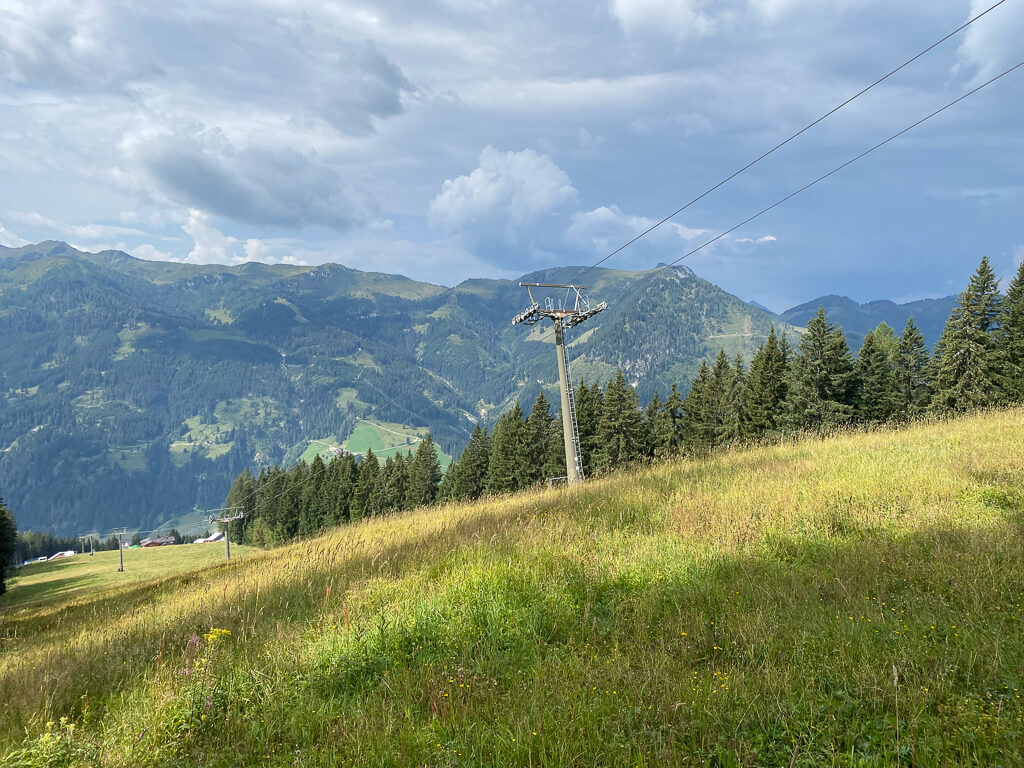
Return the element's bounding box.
[1,410,1022,767]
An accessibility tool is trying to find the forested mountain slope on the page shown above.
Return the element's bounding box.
[0,242,793,534]
[781,293,956,350]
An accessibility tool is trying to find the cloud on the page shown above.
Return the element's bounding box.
[0,2,414,136]
[131,243,172,261]
[182,209,247,265]
[8,211,147,241]
[735,235,777,244]
[630,112,712,137]
[0,223,29,247]
[956,0,1024,84]
[567,205,709,253]
[126,127,378,231]
[609,0,717,41]
[428,146,578,242]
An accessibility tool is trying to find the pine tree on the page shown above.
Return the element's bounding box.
[893,316,931,416]
[784,307,856,430]
[931,256,1004,411]
[436,457,456,503]
[406,434,442,508]
[378,453,410,513]
[350,449,379,522]
[298,455,327,536]
[225,468,257,543]
[726,352,747,440]
[682,359,713,453]
[595,369,643,471]
[999,258,1024,401]
[744,327,790,438]
[450,425,491,501]
[522,392,554,487]
[574,380,603,476]
[541,416,567,480]
[641,391,663,459]
[856,326,898,422]
[319,453,356,526]
[0,495,16,596]
[486,403,526,494]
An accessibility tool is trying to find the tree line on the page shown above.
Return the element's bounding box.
[217,256,1023,548]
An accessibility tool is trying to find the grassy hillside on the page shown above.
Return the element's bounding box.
[2,410,1023,766]
[0,545,254,613]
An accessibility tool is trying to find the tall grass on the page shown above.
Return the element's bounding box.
[1,409,1022,766]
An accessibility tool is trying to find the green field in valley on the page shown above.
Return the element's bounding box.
[342,419,453,467]
[1,410,1022,766]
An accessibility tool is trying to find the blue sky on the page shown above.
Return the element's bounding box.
[0,0,1021,310]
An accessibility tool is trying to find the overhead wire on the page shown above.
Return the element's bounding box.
[347,0,1011,438]
[417,56,1024,425]
[175,10,1023,527]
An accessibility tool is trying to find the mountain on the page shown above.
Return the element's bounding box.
[779,294,957,351]
[0,242,793,534]
[746,299,778,316]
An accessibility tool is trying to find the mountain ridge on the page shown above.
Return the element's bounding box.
[1,242,793,534]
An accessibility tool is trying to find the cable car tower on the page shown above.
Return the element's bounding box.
[512,283,606,485]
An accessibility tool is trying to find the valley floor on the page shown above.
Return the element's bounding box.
[2,409,1023,766]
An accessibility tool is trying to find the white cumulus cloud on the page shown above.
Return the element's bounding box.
[567,205,708,253]
[132,243,172,261]
[957,0,1024,83]
[428,146,578,242]
[182,209,247,265]
[0,223,29,247]
[735,235,777,244]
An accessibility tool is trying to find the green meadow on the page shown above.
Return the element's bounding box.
[1,410,1022,766]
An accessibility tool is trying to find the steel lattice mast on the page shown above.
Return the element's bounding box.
[512,283,606,485]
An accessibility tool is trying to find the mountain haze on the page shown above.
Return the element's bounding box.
[1,242,793,534]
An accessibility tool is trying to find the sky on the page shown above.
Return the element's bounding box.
[0,0,1021,311]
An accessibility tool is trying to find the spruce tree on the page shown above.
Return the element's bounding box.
[450,425,491,501]
[931,256,1004,411]
[784,307,856,430]
[661,382,685,455]
[522,392,554,487]
[406,435,442,508]
[0,496,16,596]
[999,258,1024,401]
[541,416,567,480]
[298,455,327,536]
[682,359,713,453]
[379,453,410,513]
[744,327,790,438]
[641,391,663,459]
[318,453,356,526]
[727,352,747,440]
[350,448,379,521]
[225,468,257,543]
[856,326,898,422]
[486,403,526,494]
[574,379,603,476]
[894,316,931,416]
[595,369,642,471]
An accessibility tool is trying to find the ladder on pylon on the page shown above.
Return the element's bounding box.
[562,354,585,480]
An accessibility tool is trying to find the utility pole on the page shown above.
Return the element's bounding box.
[512,283,607,485]
[208,507,245,562]
[113,527,128,572]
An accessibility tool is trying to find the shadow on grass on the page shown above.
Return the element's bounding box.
[3,479,1024,765]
